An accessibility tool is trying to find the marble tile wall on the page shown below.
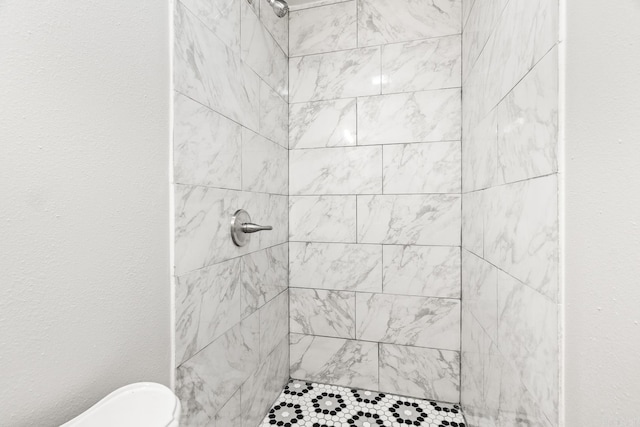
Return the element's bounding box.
[173,0,289,425]
[460,0,560,426]
[288,0,463,404]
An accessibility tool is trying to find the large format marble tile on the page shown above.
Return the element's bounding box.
[176,313,259,425]
[357,195,461,246]
[242,128,288,195]
[240,244,288,317]
[290,334,378,390]
[289,196,357,243]
[355,293,461,350]
[357,89,461,145]
[382,246,460,298]
[261,194,289,248]
[290,288,356,339]
[462,107,498,192]
[383,142,461,194]
[241,2,288,98]
[260,81,288,148]
[289,1,357,57]
[241,336,289,427]
[179,0,240,52]
[462,0,508,82]
[484,175,558,301]
[497,48,558,184]
[290,146,382,195]
[382,35,461,94]
[379,344,460,403]
[173,93,242,189]
[498,272,558,424]
[462,250,498,341]
[462,190,485,257]
[462,0,476,29]
[214,390,242,426]
[176,257,242,365]
[259,290,289,360]
[289,242,382,292]
[259,0,288,55]
[175,3,259,130]
[289,47,381,103]
[358,0,461,47]
[289,99,357,149]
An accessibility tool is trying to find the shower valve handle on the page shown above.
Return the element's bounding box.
[231,209,273,247]
[241,223,273,234]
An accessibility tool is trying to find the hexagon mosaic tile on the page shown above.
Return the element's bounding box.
[260,379,466,427]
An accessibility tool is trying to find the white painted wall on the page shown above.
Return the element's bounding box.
[563,0,640,425]
[0,1,171,426]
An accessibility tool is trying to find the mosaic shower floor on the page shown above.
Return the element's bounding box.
[260,379,466,427]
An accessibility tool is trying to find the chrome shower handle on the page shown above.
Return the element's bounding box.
[241,223,273,234]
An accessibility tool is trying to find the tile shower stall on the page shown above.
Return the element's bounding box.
[173,0,559,426]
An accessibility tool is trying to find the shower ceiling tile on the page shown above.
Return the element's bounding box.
[289,0,357,57]
[173,93,242,189]
[289,195,357,243]
[382,141,462,194]
[289,242,383,293]
[241,128,288,195]
[289,47,381,103]
[290,288,356,339]
[357,195,461,246]
[290,334,378,390]
[357,0,461,47]
[357,89,461,145]
[355,293,461,350]
[381,35,462,94]
[382,245,461,299]
[379,344,460,403]
[289,98,357,149]
[289,146,382,195]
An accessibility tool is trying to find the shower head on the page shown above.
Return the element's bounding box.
[266,0,289,18]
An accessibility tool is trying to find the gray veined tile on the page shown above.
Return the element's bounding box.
[241,1,288,98]
[259,0,289,55]
[214,390,242,427]
[173,93,242,189]
[382,35,462,94]
[176,312,259,425]
[175,257,242,365]
[290,146,382,195]
[358,0,461,47]
[357,89,461,145]
[462,107,498,192]
[289,242,383,293]
[383,142,462,194]
[240,244,288,317]
[497,48,559,184]
[289,195,357,243]
[498,271,558,424]
[260,194,289,248]
[241,128,288,195]
[379,344,460,403]
[290,288,356,339]
[289,1,357,57]
[461,249,498,342]
[179,0,240,52]
[383,246,461,298]
[462,190,485,257]
[289,47,381,103]
[259,290,289,361]
[290,334,378,390]
[357,195,461,246]
[260,81,288,148]
[174,3,259,130]
[289,99,357,149]
[355,293,461,350]
[484,175,558,301]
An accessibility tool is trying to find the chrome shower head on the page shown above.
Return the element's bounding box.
[267,0,289,18]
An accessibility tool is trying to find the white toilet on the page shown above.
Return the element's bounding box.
[61,383,181,427]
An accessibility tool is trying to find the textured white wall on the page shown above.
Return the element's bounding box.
[564,0,640,425]
[0,1,171,426]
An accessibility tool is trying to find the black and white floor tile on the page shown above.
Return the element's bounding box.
[261,379,466,427]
